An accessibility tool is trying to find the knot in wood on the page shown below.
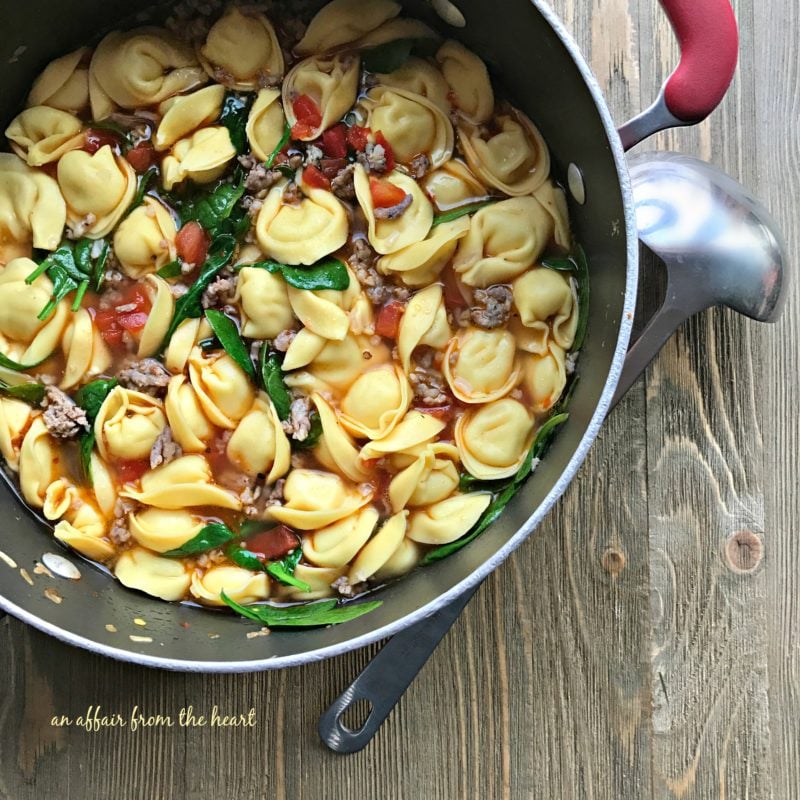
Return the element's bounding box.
[725,530,763,574]
[601,546,626,576]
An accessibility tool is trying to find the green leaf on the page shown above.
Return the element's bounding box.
[221,591,383,628]
[431,199,497,227]
[260,344,292,421]
[79,432,95,485]
[174,176,246,238]
[90,241,110,292]
[540,255,576,272]
[266,548,311,591]
[246,257,350,291]
[361,37,437,73]
[0,352,50,372]
[88,118,133,149]
[0,379,45,405]
[226,544,267,572]
[275,163,296,180]
[125,166,158,218]
[156,260,182,279]
[238,519,275,539]
[159,234,237,350]
[265,121,291,168]
[71,279,89,312]
[292,411,323,450]
[73,238,94,275]
[74,378,118,423]
[423,413,571,565]
[572,245,590,352]
[163,522,238,557]
[205,309,255,380]
[220,92,255,155]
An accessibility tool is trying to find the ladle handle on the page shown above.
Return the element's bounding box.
[618,0,739,149]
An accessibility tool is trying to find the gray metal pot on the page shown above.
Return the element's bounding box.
[0,0,744,671]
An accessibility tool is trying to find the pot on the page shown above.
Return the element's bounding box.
[0,0,739,671]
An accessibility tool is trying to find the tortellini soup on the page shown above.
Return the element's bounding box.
[0,0,586,621]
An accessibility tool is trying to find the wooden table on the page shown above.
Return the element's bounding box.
[1,1,797,797]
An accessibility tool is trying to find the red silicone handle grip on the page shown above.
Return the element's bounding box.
[659,0,739,122]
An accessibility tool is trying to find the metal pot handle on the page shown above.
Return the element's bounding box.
[619,0,738,150]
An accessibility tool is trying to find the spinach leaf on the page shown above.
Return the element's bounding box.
[260,344,292,421]
[572,245,590,352]
[540,255,576,272]
[25,241,109,319]
[361,37,438,73]
[226,543,268,572]
[75,378,118,422]
[266,548,311,592]
[173,176,246,239]
[0,352,50,372]
[265,121,291,168]
[431,199,497,227]
[205,309,255,380]
[245,257,350,291]
[221,591,383,628]
[238,519,275,539]
[124,166,158,218]
[75,378,118,486]
[163,522,238,557]
[156,260,182,279]
[0,379,45,405]
[220,92,256,155]
[90,241,110,292]
[291,411,322,450]
[159,234,237,350]
[423,413,570,565]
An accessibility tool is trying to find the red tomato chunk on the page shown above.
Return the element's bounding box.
[320,124,348,158]
[369,176,406,208]
[303,164,331,190]
[92,285,152,346]
[126,142,156,173]
[346,125,371,152]
[83,128,121,154]
[176,221,210,266]
[374,131,395,171]
[375,300,406,339]
[116,459,150,483]
[291,94,322,139]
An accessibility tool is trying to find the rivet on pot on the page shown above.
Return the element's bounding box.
[431,0,466,28]
[568,163,586,205]
[724,530,763,574]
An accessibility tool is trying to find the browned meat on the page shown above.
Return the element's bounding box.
[201,274,237,310]
[373,193,413,220]
[117,358,171,398]
[42,386,89,439]
[352,249,410,306]
[357,142,387,174]
[281,396,312,442]
[304,144,324,166]
[470,285,513,330]
[409,153,431,178]
[264,479,285,508]
[409,365,449,407]
[149,426,183,469]
[282,181,303,204]
[110,497,136,545]
[239,154,283,195]
[331,163,356,200]
[66,213,97,240]
[273,329,297,352]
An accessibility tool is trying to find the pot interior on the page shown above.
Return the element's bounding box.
[0,0,632,669]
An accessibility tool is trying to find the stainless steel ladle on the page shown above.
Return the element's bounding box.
[318,152,788,753]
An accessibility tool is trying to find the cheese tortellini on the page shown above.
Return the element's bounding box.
[199,7,284,89]
[0,2,583,612]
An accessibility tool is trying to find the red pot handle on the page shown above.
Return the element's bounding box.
[661,0,739,122]
[618,0,738,149]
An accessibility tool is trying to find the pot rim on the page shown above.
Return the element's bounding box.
[0,0,639,672]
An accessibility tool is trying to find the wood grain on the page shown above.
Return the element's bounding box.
[0,1,795,798]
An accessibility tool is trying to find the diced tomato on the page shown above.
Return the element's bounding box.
[417,404,454,422]
[83,128,121,154]
[245,525,300,561]
[369,176,407,209]
[291,94,322,139]
[303,164,331,190]
[117,311,148,332]
[374,131,395,171]
[116,459,150,484]
[346,125,371,152]
[176,221,210,266]
[320,124,348,158]
[126,141,156,173]
[94,308,124,346]
[375,299,406,339]
[319,157,347,180]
